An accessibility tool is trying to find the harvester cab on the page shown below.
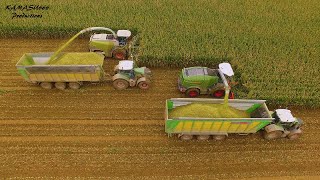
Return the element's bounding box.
[112,60,152,90]
[89,28,132,60]
[178,63,235,98]
[116,30,132,46]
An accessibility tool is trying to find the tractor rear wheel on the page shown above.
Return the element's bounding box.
[113,79,129,90]
[113,49,127,60]
[186,88,200,98]
[288,129,302,140]
[138,81,150,90]
[55,82,67,90]
[263,130,283,140]
[69,82,81,89]
[40,82,53,89]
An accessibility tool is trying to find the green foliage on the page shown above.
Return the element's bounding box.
[1,0,319,106]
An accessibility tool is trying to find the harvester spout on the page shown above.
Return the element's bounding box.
[79,27,117,38]
[48,27,117,64]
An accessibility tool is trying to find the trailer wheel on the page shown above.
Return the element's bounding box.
[288,129,302,140]
[180,134,193,140]
[40,82,53,89]
[197,135,210,140]
[213,135,227,140]
[138,81,150,90]
[186,88,200,98]
[113,79,129,90]
[263,130,283,140]
[55,82,67,90]
[69,82,81,89]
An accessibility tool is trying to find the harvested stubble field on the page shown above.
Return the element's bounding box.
[0,39,320,179]
[0,0,319,106]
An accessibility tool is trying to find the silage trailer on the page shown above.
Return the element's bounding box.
[165,98,303,140]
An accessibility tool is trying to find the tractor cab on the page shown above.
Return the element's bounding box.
[117,30,132,46]
[116,60,135,78]
[115,60,151,77]
[273,109,303,130]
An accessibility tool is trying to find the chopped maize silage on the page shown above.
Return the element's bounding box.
[169,103,250,119]
[48,53,104,65]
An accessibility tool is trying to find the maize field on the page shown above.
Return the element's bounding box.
[0,0,319,106]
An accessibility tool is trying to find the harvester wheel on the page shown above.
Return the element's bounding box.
[212,90,225,98]
[288,129,302,140]
[40,82,53,89]
[113,79,129,90]
[197,135,210,140]
[186,88,200,98]
[55,82,67,90]
[180,134,193,140]
[263,130,283,140]
[69,82,81,90]
[113,49,127,60]
[138,81,150,90]
[213,135,227,141]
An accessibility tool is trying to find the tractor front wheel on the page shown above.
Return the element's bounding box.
[138,81,150,90]
[113,79,129,90]
[288,129,302,140]
[186,88,200,98]
[263,130,283,140]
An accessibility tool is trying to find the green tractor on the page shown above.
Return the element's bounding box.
[89,28,136,60]
[178,63,235,98]
[112,60,152,90]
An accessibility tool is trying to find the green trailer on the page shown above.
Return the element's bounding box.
[165,98,303,140]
